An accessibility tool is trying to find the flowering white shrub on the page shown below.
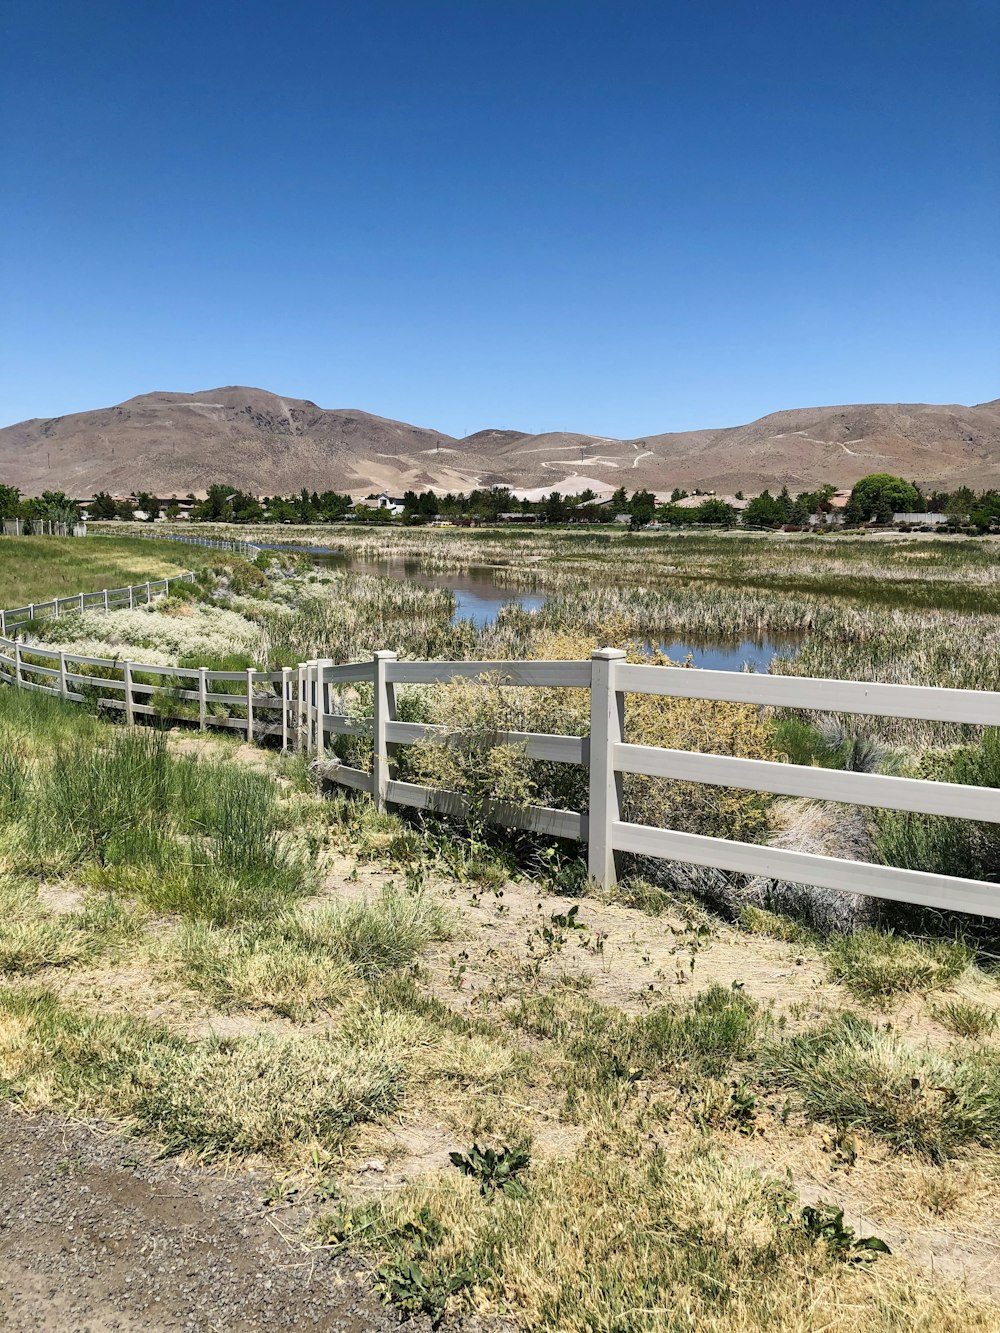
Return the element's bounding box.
[35,604,266,665]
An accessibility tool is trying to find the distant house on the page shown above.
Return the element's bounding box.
[365,493,406,516]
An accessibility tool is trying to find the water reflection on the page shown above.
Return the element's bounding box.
[296,548,802,672]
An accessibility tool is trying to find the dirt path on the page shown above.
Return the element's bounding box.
[0,1110,392,1332]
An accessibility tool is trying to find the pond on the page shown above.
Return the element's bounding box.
[297,549,804,673]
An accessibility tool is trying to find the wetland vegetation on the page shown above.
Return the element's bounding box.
[2,524,1000,1329]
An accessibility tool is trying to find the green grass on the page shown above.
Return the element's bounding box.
[0,693,311,924]
[933,999,998,1040]
[0,535,195,609]
[177,887,453,1017]
[826,930,972,1002]
[767,1011,1000,1160]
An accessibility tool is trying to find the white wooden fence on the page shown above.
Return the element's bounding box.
[294,649,1000,917]
[90,530,264,558]
[2,566,999,916]
[1,518,87,537]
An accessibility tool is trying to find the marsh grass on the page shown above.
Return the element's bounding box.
[872,730,1000,882]
[826,930,972,1002]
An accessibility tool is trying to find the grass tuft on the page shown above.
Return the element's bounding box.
[826,929,972,1002]
[768,1011,1000,1160]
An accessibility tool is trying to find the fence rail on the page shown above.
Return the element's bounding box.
[91,529,263,559]
[2,563,998,917]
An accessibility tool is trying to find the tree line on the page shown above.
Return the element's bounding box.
[2,475,999,532]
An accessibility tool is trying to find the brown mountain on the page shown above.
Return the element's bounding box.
[2,386,999,498]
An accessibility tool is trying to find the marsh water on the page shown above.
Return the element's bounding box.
[292,548,804,673]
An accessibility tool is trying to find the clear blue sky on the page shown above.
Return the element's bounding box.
[2,0,997,437]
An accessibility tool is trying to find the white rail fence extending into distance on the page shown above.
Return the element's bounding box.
[90,529,264,559]
[1,561,999,917]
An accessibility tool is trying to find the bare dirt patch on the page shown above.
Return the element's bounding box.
[0,1110,390,1332]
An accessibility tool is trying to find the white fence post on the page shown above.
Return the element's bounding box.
[588,647,627,889]
[372,650,397,811]
[103,589,109,612]
[128,586,133,609]
[58,650,67,698]
[281,666,291,752]
[14,641,22,685]
[246,668,255,743]
[316,658,335,754]
[296,663,306,752]
[123,662,134,725]
[198,667,208,730]
[145,581,152,604]
[79,592,85,612]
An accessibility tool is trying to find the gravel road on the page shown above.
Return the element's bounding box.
[0,1109,402,1331]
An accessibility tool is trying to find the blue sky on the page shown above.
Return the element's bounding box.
[1,0,997,436]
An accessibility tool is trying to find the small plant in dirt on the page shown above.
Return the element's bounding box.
[729,1079,759,1134]
[550,904,585,930]
[376,1257,474,1328]
[800,1202,891,1262]
[449,1143,531,1198]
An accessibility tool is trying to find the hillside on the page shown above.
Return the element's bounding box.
[2,386,999,497]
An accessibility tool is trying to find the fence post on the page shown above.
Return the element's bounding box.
[103,589,109,612]
[1,610,5,634]
[316,658,336,754]
[246,668,255,743]
[14,641,22,685]
[128,586,133,609]
[146,581,152,604]
[28,604,34,620]
[281,666,291,752]
[79,592,85,612]
[198,667,208,730]
[588,647,627,889]
[296,663,307,752]
[372,650,397,811]
[59,650,67,698]
[123,661,135,725]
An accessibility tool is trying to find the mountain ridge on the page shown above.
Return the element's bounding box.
[2,386,999,497]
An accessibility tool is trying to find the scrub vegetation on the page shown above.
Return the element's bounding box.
[2,526,1000,1327]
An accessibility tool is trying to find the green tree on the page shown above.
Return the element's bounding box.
[0,484,22,518]
[88,491,118,519]
[845,474,921,524]
[742,490,784,528]
[628,489,657,526]
[695,499,737,525]
[134,491,161,522]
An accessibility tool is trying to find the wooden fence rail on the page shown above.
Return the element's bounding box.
[2,563,999,915]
